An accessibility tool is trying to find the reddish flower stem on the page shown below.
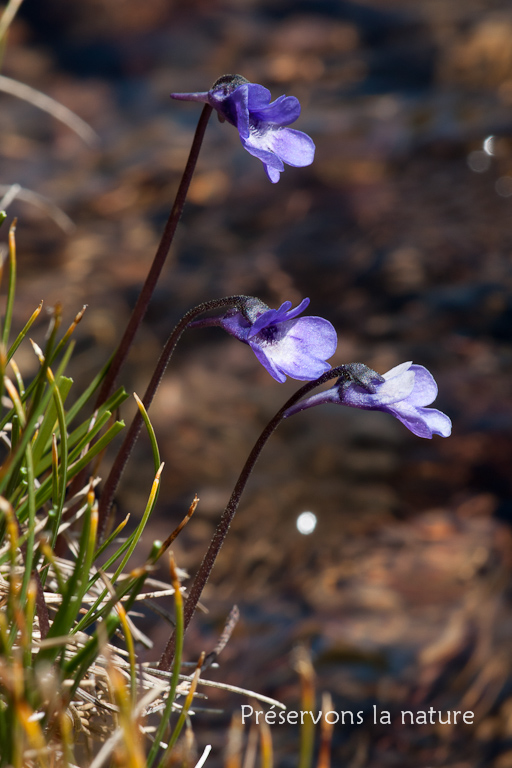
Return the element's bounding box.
[158,366,349,671]
[97,295,249,538]
[95,103,213,409]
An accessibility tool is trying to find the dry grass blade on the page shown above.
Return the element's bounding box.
[153,494,199,561]
[317,692,334,768]
[0,183,21,210]
[158,651,206,763]
[0,0,24,41]
[0,74,99,146]
[242,723,258,768]
[225,713,244,768]
[293,647,315,768]
[257,703,273,768]
[87,685,164,768]
[0,184,75,233]
[179,676,286,711]
[204,604,239,671]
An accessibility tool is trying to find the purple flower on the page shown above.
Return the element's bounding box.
[192,297,337,383]
[284,362,452,438]
[171,74,315,183]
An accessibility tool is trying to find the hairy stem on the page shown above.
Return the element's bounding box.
[95,103,213,408]
[97,295,249,538]
[158,365,349,671]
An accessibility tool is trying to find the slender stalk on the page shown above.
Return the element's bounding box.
[95,103,213,409]
[97,295,249,537]
[158,365,350,671]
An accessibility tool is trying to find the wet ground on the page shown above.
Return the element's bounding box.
[3,0,512,765]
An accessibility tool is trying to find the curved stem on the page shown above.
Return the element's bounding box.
[97,295,250,538]
[158,365,350,671]
[95,103,213,409]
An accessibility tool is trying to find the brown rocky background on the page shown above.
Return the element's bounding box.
[2,0,512,765]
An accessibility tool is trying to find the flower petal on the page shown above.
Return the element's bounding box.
[240,136,285,170]
[384,402,452,438]
[417,406,452,437]
[250,95,302,125]
[265,165,282,183]
[246,84,272,110]
[273,298,310,324]
[229,85,251,137]
[371,370,415,404]
[249,342,287,382]
[382,361,413,381]
[342,370,415,408]
[253,317,337,381]
[266,128,316,168]
[248,299,311,339]
[384,401,435,438]
[289,317,338,360]
[218,311,251,342]
[405,365,439,407]
[258,335,330,381]
[209,84,250,136]
[248,306,285,338]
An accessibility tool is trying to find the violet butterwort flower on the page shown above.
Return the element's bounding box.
[192,297,337,383]
[171,74,315,182]
[284,361,452,438]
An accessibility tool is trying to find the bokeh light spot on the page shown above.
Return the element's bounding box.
[467,150,491,173]
[296,511,317,535]
[496,176,512,197]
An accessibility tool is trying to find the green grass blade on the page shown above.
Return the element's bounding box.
[49,305,86,364]
[65,419,125,478]
[2,322,72,430]
[27,308,61,417]
[31,376,72,468]
[18,441,36,605]
[63,355,116,427]
[14,420,125,525]
[93,513,129,561]
[35,494,97,665]
[53,338,75,380]
[0,372,55,494]
[8,358,24,396]
[66,384,128,433]
[50,433,59,520]
[35,408,113,476]
[158,654,204,766]
[64,568,148,695]
[133,393,160,473]
[147,556,184,768]
[2,220,16,348]
[6,301,43,363]
[2,374,27,499]
[76,463,163,632]
[49,376,69,548]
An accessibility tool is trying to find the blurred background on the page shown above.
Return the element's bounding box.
[2,0,512,765]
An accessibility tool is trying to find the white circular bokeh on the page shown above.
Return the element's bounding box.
[296,511,317,535]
